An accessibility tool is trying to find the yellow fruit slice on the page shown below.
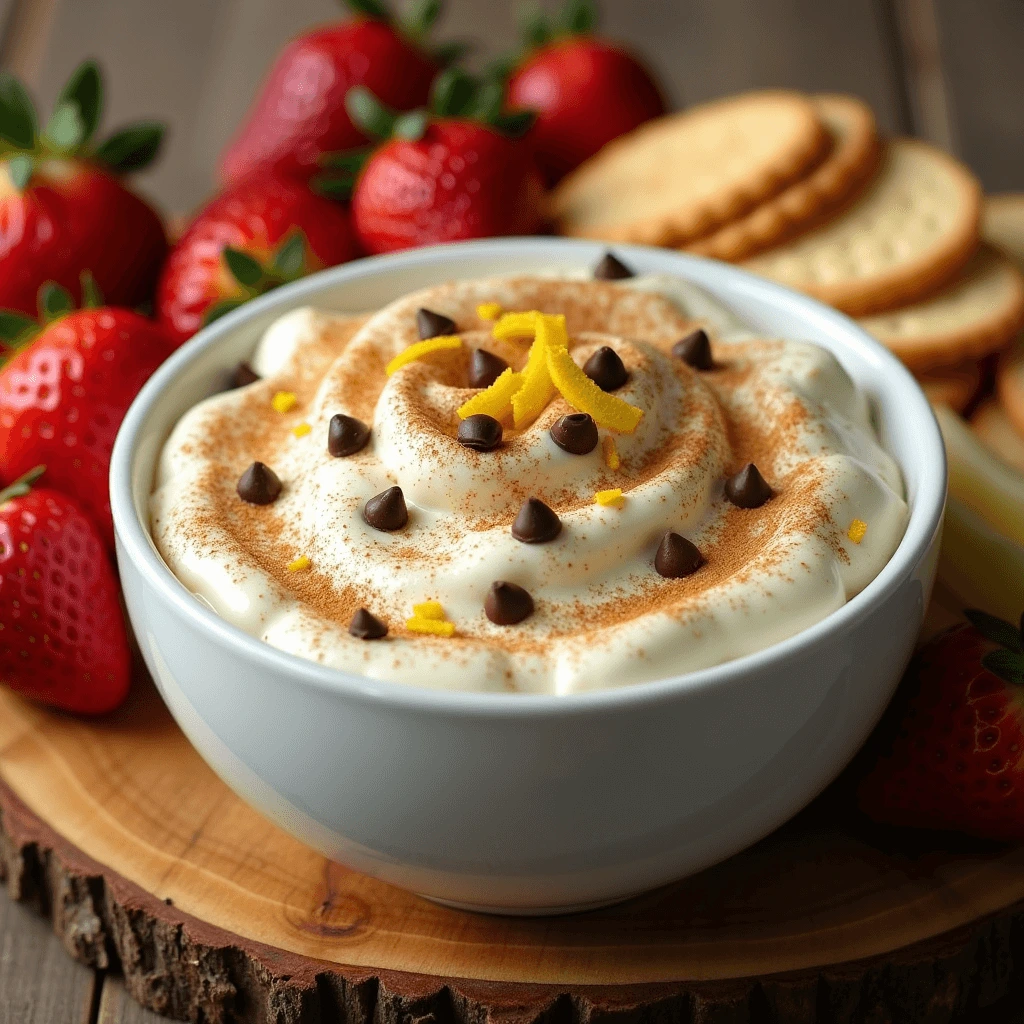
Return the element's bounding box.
[386,335,462,376]
[457,367,524,420]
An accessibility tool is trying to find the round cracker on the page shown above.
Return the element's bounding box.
[997,335,1024,438]
[972,397,1024,474]
[916,361,983,413]
[551,90,829,246]
[743,139,982,315]
[984,194,1024,271]
[857,244,1024,371]
[686,94,880,263]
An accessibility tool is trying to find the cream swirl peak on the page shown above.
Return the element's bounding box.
[150,274,909,694]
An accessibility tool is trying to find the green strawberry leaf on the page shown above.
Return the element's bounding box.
[0,310,38,347]
[311,173,356,201]
[345,86,396,140]
[401,0,441,38]
[269,232,306,281]
[203,298,247,327]
[393,109,428,141]
[45,101,86,152]
[38,282,74,322]
[54,60,102,144]
[343,0,392,19]
[0,465,46,506]
[6,153,34,191]
[560,0,597,34]
[430,67,477,118]
[492,109,536,138]
[966,609,1023,653]
[433,39,472,67]
[520,4,551,48]
[79,269,104,309]
[0,73,37,150]
[483,52,521,85]
[472,78,505,124]
[983,649,1024,687]
[223,248,264,290]
[94,121,164,173]
[320,147,374,172]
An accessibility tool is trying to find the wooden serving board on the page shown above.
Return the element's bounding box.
[2,637,1024,1022]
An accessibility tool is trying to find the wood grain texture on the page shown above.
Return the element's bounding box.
[98,977,170,1024]
[0,886,97,1024]
[2,664,1024,1022]
[929,0,1024,191]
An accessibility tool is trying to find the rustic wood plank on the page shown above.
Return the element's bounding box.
[97,976,167,1024]
[928,0,1024,191]
[0,885,98,1024]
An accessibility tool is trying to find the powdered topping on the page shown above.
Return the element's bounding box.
[150,276,908,694]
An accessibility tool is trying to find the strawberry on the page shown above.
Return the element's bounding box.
[503,0,666,184]
[346,75,544,255]
[0,61,167,315]
[857,610,1024,842]
[218,0,451,186]
[0,467,130,715]
[0,282,176,548]
[156,170,359,346]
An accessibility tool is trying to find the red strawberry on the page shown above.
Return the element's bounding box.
[0,285,176,549]
[857,610,1024,842]
[0,468,130,715]
[218,0,446,185]
[504,0,666,184]
[156,170,359,346]
[347,80,544,255]
[0,62,167,315]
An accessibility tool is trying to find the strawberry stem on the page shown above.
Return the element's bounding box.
[0,465,45,505]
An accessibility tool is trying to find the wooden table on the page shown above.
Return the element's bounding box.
[0,0,1022,1019]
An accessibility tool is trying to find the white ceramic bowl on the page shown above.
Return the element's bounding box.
[111,239,945,914]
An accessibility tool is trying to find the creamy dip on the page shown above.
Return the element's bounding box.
[150,269,908,694]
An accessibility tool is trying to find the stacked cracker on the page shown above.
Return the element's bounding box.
[552,90,1024,450]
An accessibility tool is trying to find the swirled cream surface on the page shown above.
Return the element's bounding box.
[150,274,908,694]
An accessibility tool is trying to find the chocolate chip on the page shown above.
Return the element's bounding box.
[417,307,456,339]
[349,608,388,639]
[233,362,260,388]
[328,414,371,457]
[725,463,774,509]
[583,346,628,392]
[237,461,281,505]
[593,252,634,280]
[550,413,598,455]
[511,497,562,543]
[469,348,509,388]
[363,486,408,531]
[655,532,704,578]
[484,581,534,625]
[458,414,503,451]
[672,328,713,370]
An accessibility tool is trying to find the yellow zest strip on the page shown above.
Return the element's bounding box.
[291,422,312,438]
[287,555,311,572]
[546,343,643,433]
[406,617,456,637]
[477,302,502,321]
[492,310,540,340]
[412,600,445,620]
[457,367,523,420]
[602,435,620,469]
[511,317,559,428]
[595,488,625,508]
[272,391,297,413]
[847,519,867,544]
[386,335,462,376]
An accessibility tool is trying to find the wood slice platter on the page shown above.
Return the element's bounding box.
[2,635,1024,1022]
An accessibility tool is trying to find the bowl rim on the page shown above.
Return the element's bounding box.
[111,237,947,718]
